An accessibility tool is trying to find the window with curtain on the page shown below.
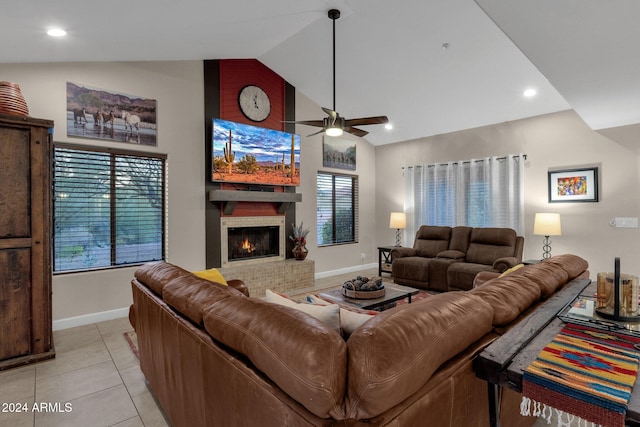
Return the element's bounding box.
[317,172,359,246]
[403,154,524,244]
[53,144,166,272]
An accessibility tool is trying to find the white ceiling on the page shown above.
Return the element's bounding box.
[1,0,636,146]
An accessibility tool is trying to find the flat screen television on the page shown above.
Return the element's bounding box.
[212,118,300,186]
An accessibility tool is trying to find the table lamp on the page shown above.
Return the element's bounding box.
[389,212,406,247]
[533,213,562,259]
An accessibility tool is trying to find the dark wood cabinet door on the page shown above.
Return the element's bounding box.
[0,114,54,370]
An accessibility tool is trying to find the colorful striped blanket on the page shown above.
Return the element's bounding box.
[522,323,640,427]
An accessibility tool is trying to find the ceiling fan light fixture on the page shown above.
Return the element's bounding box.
[325,127,343,137]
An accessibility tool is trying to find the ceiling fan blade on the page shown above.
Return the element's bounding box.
[344,126,369,137]
[307,128,326,137]
[282,119,324,127]
[344,116,389,126]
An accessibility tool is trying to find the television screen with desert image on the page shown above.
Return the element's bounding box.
[212,118,300,186]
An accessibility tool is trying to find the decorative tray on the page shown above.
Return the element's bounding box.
[342,287,385,299]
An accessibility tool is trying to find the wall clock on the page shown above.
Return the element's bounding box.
[238,85,271,122]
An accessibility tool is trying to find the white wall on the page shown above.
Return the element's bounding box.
[375,110,640,277]
[0,61,206,323]
[294,91,378,274]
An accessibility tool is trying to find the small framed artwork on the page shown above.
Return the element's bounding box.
[323,136,356,170]
[548,167,599,203]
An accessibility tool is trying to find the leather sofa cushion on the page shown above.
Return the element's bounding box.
[465,228,517,265]
[203,297,347,419]
[392,256,431,283]
[345,292,494,419]
[511,262,569,299]
[134,261,192,295]
[542,254,589,280]
[162,274,244,326]
[469,275,541,325]
[414,226,452,257]
[449,226,472,252]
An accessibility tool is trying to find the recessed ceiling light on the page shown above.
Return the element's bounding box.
[523,88,537,97]
[385,123,393,130]
[47,28,67,37]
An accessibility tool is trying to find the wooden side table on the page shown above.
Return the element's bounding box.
[378,246,395,276]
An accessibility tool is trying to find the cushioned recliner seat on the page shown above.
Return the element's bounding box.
[391,225,522,292]
[447,228,523,291]
[391,226,452,289]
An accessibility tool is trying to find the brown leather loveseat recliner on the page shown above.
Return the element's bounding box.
[391,226,524,291]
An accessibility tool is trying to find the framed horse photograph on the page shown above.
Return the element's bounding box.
[66,82,157,146]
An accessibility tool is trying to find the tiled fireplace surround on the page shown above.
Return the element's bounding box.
[217,214,314,297]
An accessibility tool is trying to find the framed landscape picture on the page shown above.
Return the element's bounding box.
[323,136,356,170]
[66,82,157,146]
[548,167,598,203]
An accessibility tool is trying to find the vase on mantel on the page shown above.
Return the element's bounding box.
[292,243,308,261]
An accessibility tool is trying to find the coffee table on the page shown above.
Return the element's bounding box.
[318,283,419,311]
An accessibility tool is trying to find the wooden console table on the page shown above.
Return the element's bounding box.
[474,278,640,427]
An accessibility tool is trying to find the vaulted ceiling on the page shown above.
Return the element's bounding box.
[2,0,638,146]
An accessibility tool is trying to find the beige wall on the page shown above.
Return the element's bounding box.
[0,61,378,324]
[375,110,640,277]
[294,91,378,275]
[0,61,207,323]
[3,60,637,325]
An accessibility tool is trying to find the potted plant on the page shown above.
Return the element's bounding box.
[290,222,309,260]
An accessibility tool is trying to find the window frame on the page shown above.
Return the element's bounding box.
[316,171,359,247]
[53,142,167,274]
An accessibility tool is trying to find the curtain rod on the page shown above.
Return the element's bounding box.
[402,154,527,170]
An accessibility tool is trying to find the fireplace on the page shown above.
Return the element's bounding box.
[220,216,285,267]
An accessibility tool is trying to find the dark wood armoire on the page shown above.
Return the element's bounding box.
[0,113,55,370]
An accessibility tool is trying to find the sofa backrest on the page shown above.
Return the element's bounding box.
[413,225,452,257]
[344,291,494,419]
[465,228,521,265]
[449,226,472,252]
[134,261,348,420]
[203,296,347,419]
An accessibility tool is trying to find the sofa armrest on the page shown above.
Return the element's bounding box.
[391,247,417,259]
[436,249,466,260]
[227,279,250,297]
[492,257,519,272]
[472,271,500,288]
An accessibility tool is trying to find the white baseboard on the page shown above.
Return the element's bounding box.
[314,262,378,279]
[52,264,379,330]
[53,307,130,331]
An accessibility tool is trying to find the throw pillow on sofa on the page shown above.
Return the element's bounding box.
[265,289,341,332]
[306,294,379,337]
[192,268,228,286]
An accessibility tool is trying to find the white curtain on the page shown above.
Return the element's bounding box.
[403,154,525,246]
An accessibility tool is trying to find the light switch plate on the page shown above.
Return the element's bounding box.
[613,217,639,228]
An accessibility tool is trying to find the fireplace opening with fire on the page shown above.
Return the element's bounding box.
[227,226,280,261]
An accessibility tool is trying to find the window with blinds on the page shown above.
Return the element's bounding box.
[317,172,358,246]
[53,145,166,272]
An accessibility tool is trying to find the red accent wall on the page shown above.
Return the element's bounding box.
[219,59,286,131]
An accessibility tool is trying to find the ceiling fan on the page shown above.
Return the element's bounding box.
[287,9,390,138]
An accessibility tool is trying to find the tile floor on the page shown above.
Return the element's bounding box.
[0,317,168,427]
[0,268,380,427]
[0,268,550,427]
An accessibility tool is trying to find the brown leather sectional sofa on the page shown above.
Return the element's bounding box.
[391,226,524,291]
[128,254,588,427]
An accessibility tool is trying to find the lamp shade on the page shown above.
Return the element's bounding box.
[533,213,562,236]
[389,212,406,229]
